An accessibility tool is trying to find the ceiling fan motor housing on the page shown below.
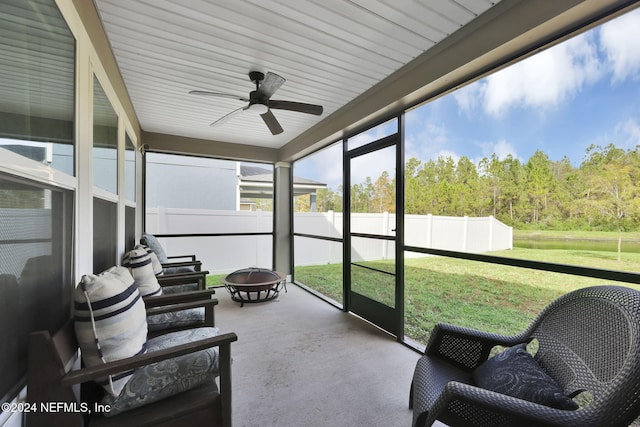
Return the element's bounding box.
[248,90,269,113]
[248,71,265,84]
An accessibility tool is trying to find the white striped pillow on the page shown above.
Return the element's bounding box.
[122,247,163,297]
[135,244,164,276]
[74,266,148,397]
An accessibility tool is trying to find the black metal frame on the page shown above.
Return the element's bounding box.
[344,128,404,338]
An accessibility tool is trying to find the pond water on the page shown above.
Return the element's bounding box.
[514,238,640,253]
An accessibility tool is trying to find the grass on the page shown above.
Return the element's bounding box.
[514,229,640,241]
[294,247,640,346]
[206,273,227,289]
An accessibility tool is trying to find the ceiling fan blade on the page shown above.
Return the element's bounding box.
[268,100,323,115]
[190,90,249,102]
[210,106,248,127]
[257,72,285,99]
[260,110,284,135]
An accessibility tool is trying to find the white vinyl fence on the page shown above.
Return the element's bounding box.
[146,208,512,274]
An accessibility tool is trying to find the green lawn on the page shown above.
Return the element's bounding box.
[514,229,640,241]
[294,247,640,346]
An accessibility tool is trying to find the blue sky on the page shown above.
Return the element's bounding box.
[406,8,640,168]
[295,8,640,191]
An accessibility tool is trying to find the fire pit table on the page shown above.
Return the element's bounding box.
[222,268,287,307]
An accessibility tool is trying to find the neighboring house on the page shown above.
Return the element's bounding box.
[240,164,327,211]
[146,153,326,211]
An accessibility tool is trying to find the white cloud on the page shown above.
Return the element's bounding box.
[480,33,602,118]
[405,118,449,161]
[472,139,519,168]
[453,83,482,114]
[453,27,606,118]
[492,139,518,160]
[310,143,343,190]
[615,118,640,148]
[350,145,396,185]
[599,8,640,83]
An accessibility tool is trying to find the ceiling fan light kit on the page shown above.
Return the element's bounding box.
[189,71,323,135]
[248,103,269,114]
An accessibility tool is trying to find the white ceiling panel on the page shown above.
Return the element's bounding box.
[93,0,499,148]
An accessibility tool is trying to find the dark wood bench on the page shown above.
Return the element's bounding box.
[26,314,237,427]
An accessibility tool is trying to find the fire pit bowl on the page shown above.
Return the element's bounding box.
[222,268,287,307]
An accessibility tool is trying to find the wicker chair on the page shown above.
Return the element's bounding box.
[410,285,640,427]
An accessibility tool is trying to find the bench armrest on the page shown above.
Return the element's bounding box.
[167,254,197,262]
[158,270,209,290]
[61,332,237,386]
[162,259,201,272]
[144,289,216,307]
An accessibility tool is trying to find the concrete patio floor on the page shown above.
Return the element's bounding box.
[212,283,431,427]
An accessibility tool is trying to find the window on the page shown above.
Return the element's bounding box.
[91,76,118,273]
[0,174,72,401]
[93,197,117,273]
[0,0,76,404]
[124,133,136,251]
[93,76,118,194]
[0,0,75,175]
[124,133,136,202]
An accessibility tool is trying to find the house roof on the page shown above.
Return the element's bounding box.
[240,165,326,198]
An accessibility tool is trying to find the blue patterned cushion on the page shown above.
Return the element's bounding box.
[102,327,220,416]
[147,307,205,332]
[162,283,200,294]
[140,233,169,263]
[139,235,196,274]
[122,247,162,297]
[74,267,148,397]
[472,343,578,410]
[164,265,196,274]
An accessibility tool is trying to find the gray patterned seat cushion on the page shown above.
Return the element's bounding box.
[102,327,220,416]
[472,343,578,410]
[146,307,206,332]
[161,283,199,294]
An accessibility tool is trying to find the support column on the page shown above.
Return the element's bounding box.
[273,162,292,277]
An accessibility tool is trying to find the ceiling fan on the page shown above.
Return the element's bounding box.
[189,71,323,135]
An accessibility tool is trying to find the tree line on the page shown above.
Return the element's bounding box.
[300,144,640,234]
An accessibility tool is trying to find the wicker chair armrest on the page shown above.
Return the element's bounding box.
[61,332,238,386]
[144,289,216,307]
[426,381,580,427]
[426,322,525,371]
